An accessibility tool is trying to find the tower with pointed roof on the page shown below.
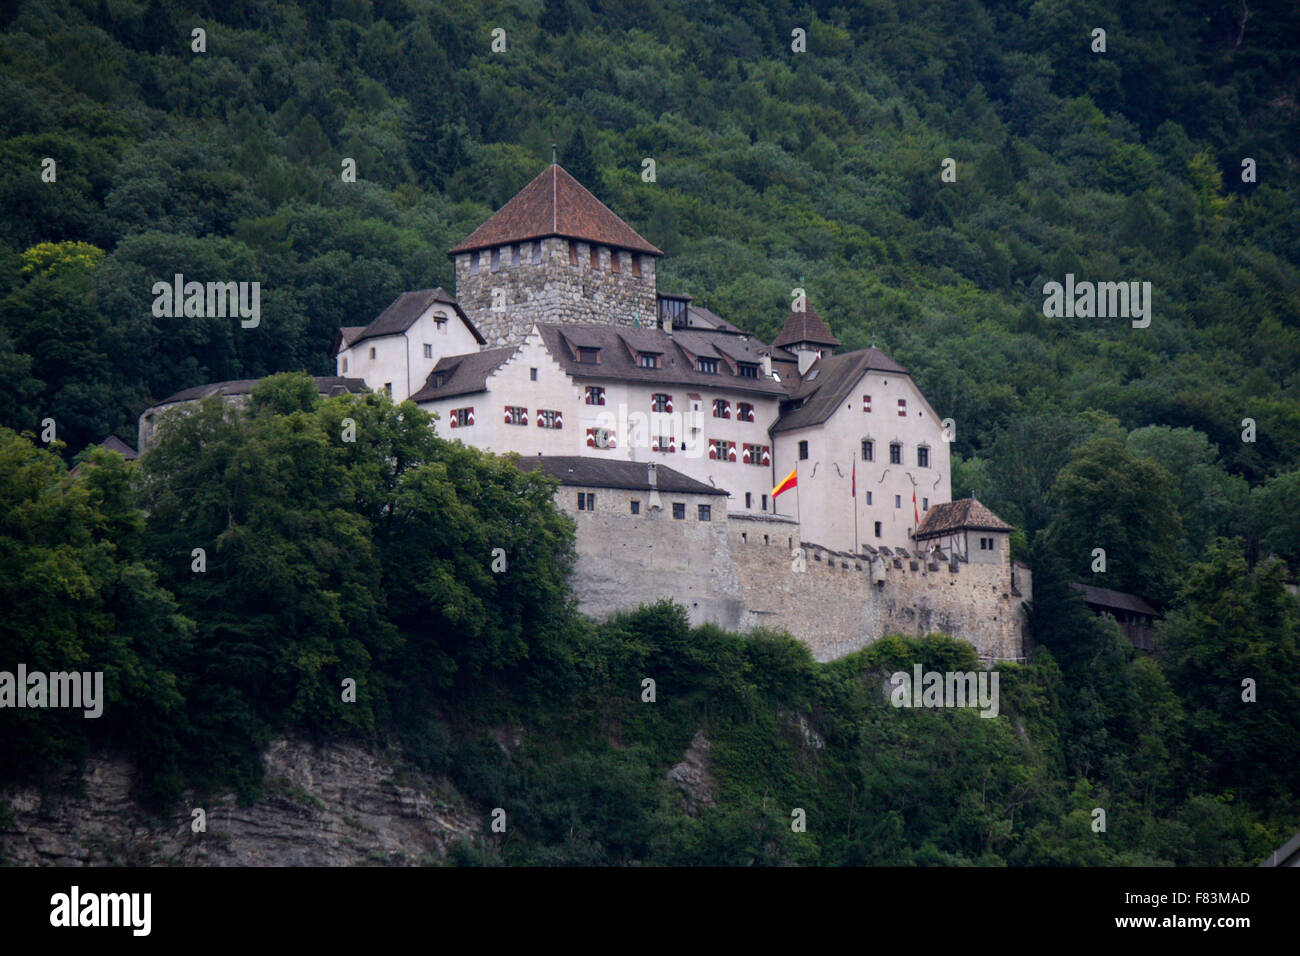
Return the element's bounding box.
[772,300,840,375]
[449,164,663,346]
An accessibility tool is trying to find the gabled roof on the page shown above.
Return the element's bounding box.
[772,302,841,349]
[157,376,368,406]
[769,347,909,433]
[915,498,1015,539]
[99,435,139,460]
[409,347,516,402]
[1070,584,1159,617]
[515,456,728,496]
[344,288,483,350]
[535,324,786,396]
[448,164,663,257]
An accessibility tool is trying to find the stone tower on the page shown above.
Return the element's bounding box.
[448,164,663,347]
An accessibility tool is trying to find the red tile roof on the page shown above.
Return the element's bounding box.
[448,164,663,257]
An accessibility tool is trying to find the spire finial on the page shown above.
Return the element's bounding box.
[551,142,557,165]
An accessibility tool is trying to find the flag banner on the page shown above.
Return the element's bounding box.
[851,461,856,498]
[772,467,797,498]
[913,487,919,524]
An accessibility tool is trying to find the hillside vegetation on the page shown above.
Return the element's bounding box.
[0,0,1298,863]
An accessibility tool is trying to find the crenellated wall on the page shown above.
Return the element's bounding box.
[561,505,1029,663]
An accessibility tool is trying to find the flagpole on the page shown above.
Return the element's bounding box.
[853,464,859,554]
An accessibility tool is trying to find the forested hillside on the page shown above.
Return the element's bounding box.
[1,0,1298,865]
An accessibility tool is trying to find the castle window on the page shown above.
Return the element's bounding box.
[631,255,642,277]
[585,386,605,405]
[761,494,768,511]
[384,383,392,394]
[504,405,527,426]
[435,316,448,332]
[798,440,809,460]
[898,399,907,417]
[889,443,902,465]
[610,250,620,273]
[743,443,764,467]
[866,491,872,505]
[861,440,874,461]
[577,347,600,364]
[698,504,711,522]
[697,357,719,374]
[537,409,562,429]
[577,492,595,511]
[590,245,600,269]
[712,398,730,419]
[917,446,930,468]
[631,500,640,515]
[451,407,473,427]
[922,497,929,510]
[640,353,660,369]
[568,241,579,265]
[341,357,348,373]
[369,346,376,359]
[863,395,872,413]
[672,502,686,520]
[745,492,752,508]
[737,362,758,379]
[470,251,480,274]
[433,373,446,388]
[424,344,433,359]
[874,522,882,538]
[530,367,538,381]
[895,495,901,508]
[652,393,672,413]
[710,439,733,462]
[532,241,542,263]
[491,248,501,272]
[512,244,521,266]
[738,402,755,422]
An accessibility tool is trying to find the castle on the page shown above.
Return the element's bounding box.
[141,164,1030,663]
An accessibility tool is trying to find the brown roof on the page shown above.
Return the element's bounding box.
[769,347,909,433]
[515,456,727,496]
[448,164,663,257]
[345,288,483,349]
[409,347,517,402]
[914,498,1015,539]
[1070,584,1159,617]
[158,376,368,406]
[99,435,139,460]
[771,302,841,349]
[536,324,786,396]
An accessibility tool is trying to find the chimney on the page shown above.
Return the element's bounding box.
[647,462,662,510]
[761,353,772,378]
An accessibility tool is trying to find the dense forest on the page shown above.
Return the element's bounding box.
[0,0,1298,864]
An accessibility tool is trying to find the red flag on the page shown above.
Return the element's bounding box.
[851,460,856,498]
[913,487,920,524]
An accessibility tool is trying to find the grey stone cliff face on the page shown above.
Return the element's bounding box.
[1,738,478,866]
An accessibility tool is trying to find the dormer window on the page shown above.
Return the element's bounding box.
[737,362,759,378]
[433,373,446,388]
[697,357,718,374]
[639,353,659,369]
[577,347,600,364]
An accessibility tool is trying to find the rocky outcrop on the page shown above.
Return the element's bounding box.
[1,738,479,866]
[666,730,715,816]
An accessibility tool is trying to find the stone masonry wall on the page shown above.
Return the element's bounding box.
[727,517,1027,663]
[563,507,1027,663]
[562,483,744,631]
[454,238,658,347]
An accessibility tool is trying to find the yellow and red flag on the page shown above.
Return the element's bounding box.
[913,487,920,524]
[772,467,797,499]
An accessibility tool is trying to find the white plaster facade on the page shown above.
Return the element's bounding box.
[336,301,479,403]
